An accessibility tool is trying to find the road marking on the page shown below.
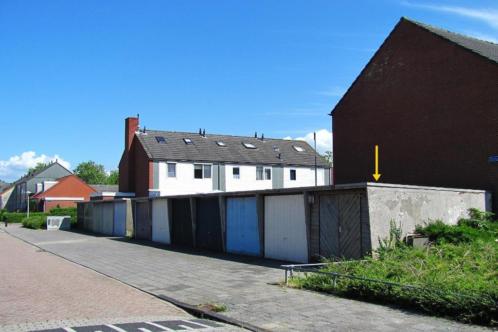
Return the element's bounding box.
[106,324,127,332]
[145,322,175,331]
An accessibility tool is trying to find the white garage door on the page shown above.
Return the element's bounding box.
[152,199,170,244]
[113,201,127,236]
[101,203,114,235]
[264,194,308,263]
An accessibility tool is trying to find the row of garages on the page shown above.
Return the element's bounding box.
[77,184,488,263]
[78,188,370,263]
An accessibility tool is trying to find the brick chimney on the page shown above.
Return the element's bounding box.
[125,117,139,151]
[119,117,139,193]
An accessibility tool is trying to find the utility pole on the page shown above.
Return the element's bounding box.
[314,132,317,187]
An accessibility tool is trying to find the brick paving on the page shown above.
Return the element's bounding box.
[4,225,491,332]
[0,227,239,332]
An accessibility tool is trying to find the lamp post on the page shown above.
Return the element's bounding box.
[26,190,32,218]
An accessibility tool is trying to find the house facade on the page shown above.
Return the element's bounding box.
[32,175,97,211]
[5,161,73,212]
[332,18,498,213]
[119,117,331,197]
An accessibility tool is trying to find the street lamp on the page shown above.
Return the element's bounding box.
[26,190,32,218]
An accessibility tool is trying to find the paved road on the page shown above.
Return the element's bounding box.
[4,225,490,331]
[0,228,239,332]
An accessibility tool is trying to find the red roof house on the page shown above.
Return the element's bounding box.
[32,175,96,212]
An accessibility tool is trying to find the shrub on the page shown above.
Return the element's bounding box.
[4,212,46,224]
[48,207,77,224]
[22,215,48,229]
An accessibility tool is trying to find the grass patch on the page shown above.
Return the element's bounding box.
[197,303,228,313]
[289,209,498,326]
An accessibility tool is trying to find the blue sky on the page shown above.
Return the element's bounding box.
[1,0,497,182]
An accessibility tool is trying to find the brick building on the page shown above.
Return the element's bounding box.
[32,175,96,211]
[332,18,498,213]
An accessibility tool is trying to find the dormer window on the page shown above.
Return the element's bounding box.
[184,138,193,145]
[243,142,257,149]
[155,136,166,144]
[293,145,305,152]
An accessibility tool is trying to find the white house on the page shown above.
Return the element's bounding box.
[119,117,332,197]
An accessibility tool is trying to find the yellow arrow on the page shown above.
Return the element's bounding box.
[373,145,381,181]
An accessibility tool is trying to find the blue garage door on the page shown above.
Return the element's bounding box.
[226,197,260,256]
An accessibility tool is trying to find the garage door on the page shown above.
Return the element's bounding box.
[319,193,362,259]
[101,203,114,235]
[171,199,193,247]
[93,204,103,234]
[196,197,222,252]
[226,197,260,256]
[152,199,170,244]
[113,201,126,236]
[264,194,308,263]
[135,201,152,240]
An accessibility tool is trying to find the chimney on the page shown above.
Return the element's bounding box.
[125,117,139,151]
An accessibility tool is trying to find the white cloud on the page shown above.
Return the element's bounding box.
[0,151,71,182]
[402,2,498,30]
[283,129,333,153]
[316,86,347,98]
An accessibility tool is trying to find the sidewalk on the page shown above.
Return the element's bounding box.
[4,225,490,332]
[0,227,239,332]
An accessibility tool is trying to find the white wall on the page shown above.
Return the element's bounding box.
[225,164,272,192]
[156,161,327,196]
[157,161,213,196]
[283,167,325,188]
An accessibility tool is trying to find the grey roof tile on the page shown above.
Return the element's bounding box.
[406,18,498,64]
[136,130,330,168]
[91,184,119,193]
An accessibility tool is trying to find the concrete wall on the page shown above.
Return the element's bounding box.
[365,183,490,250]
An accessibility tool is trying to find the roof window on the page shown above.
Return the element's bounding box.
[242,142,257,149]
[155,136,167,144]
[216,141,227,147]
[183,138,193,145]
[293,145,305,152]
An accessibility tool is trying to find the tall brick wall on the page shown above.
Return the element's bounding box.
[333,19,498,213]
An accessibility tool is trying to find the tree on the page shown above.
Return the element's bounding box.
[107,170,119,185]
[74,161,108,185]
[28,162,48,175]
[323,151,333,166]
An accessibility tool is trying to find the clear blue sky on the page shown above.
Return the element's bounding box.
[1,0,497,182]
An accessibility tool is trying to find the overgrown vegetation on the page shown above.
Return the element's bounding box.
[289,209,498,326]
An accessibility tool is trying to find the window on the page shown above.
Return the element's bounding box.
[156,136,166,144]
[216,141,226,147]
[256,166,263,180]
[203,164,212,179]
[167,163,176,177]
[265,168,271,180]
[194,164,211,179]
[293,145,305,152]
[233,167,240,179]
[242,142,257,149]
[256,166,271,180]
[290,169,296,181]
[184,138,193,145]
